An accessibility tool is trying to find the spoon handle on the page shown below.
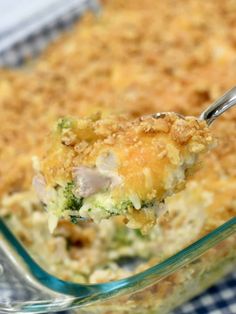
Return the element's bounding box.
[200,87,236,125]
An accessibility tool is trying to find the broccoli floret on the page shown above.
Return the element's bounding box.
[117,199,156,212]
[117,200,133,212]
[70,215,80,224]
[63,182,84,224]
[113,227,132,245]
[63,182,83,211]
[57,117,76,131]
[141,199,156,208]
[134,229,144,238]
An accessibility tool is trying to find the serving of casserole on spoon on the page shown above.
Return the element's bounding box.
[33,87,236,233]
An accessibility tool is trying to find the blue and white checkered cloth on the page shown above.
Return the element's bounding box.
[173,271,236,314]
[0,1,235,313]
[0,0,99,66]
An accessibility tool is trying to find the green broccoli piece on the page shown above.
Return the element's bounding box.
[134,229,145,238]
[141,199,156,208]
[117,200,133,212]
[63,182,83,211]
[113,226,132,245]
[57,117,76,131]
[70,215,80,224]
[117,199,156,213]
[62,181,84,224]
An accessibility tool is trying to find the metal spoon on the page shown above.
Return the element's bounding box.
[150,86,236,125]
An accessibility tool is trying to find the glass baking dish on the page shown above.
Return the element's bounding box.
[0,1,236,313]
[0,216,235,314]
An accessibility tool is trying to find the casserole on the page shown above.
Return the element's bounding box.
[0,216,235,313]
[0,0,235,313]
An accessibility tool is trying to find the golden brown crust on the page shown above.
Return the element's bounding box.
[0,0,235,236]
[41,114,213,203]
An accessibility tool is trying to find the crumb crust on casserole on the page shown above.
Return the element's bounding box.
[0,0,235,286]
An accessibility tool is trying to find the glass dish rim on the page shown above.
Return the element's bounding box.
[0,215,235,305]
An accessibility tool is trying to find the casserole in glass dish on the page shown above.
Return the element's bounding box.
[0,0,235,313]
[0,216,235,313]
